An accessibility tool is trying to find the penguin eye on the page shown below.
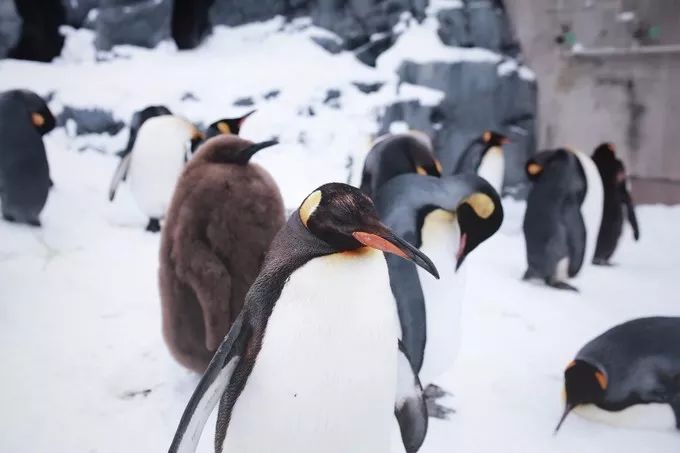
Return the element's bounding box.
[299,190,322,227]
[462,193,494,219]
[217,122,231,134]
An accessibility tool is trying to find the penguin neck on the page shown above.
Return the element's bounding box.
[477,146,504,193]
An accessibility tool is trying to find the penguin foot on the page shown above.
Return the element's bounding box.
[670,400,680,430]
[2,213,16,223]
[425,398,456,420]
[27,218,41,227]
[546,279,579,292]
[145,218,161,233]
[424,384,450,400]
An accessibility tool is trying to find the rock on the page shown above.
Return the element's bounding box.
[0,0,21,58]
[436,7,470,47]
[354,34,394,67]
[263,89,280,100]
[323,89,341,108]
[234,97,255,107]
[62,0,101,27]
[352,81,385,94]
[9,0,66,62]
[93,0,172,51]
[310,34,343,54]
[172,0,214,50]
[210,0,288,27]
[57,106,125,135]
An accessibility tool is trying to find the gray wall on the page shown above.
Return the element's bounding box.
[505,0,680,203]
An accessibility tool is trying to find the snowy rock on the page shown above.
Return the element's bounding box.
[57,106,125,136]
[62,0,101,27]
[0,0,21,58]
[8,0,66,61]
[93,0,172,51]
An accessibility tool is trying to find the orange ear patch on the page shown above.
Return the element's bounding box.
[527,163,543,176]
[32,113,45,127]
[434,159,443,174]
[595,371,608,390]
[607,143,616,153]
[565,360,577,370]
[217,122,231,134]
[415,165,428,175]
[483,131,491,143]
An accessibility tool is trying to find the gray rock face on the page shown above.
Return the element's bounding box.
[0,0,21,58]
[62,0,101,27]
[57,106,125,135]
[93,0,172,51]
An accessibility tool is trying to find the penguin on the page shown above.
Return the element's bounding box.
[360,131,442,199]
[168,183,440,453]
[159,136,285,373]
[374,173,503,417]
[555,317,680,433]
[452,130,508,194]
[116,105,172,160]
[0,89,56,226]
[522,147,604,291]
[591,142,640,265]
[204,110,256,140]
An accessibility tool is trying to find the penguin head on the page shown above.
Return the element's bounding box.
[592,142,617,162]
[195,134,278,165]
[205,110,255,139]
[20,90,56,135]
[481,130,509,148]
[555,359,608,433]
[525,149,569,181]
[406,131,442,177]
[453,190,503,270]
[299,183,439,278]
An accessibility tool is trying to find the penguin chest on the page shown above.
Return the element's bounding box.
[416,210,464,384]
[128,137,187,218]
[223,250,399,453]
[574,403,677,431]
[477,146,504,194]
[571,149,604,264]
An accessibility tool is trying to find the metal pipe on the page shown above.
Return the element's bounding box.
[570,44,680,58]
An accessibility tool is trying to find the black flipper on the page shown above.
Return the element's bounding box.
[564,202,587,277]
[169,315,247,453]
[395,340,428,453]
[620,182,640,241]
[108,152,133,201]
[146,218,161,233]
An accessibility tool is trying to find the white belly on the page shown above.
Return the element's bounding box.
[416,210,464,384]
[477,146,504,195]
[570,149,604,266]
[222,249,400,453]
[574,403,677,431]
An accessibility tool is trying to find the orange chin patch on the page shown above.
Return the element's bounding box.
[352,232,407,259]
[595,371,608,390]
[483,131,491,143]
[434,159,443,174]
[32,113,45,127]
[415,165,428,176]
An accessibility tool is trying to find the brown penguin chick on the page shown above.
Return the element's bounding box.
[159,135,284,373]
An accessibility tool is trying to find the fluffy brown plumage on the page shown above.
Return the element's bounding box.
[159,134,285,373]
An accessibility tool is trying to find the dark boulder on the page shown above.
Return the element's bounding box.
[0,0,21,58]
[172,0,215,50]
[93,0,172,51]
[9,0,66,62]
[57,106,125,136]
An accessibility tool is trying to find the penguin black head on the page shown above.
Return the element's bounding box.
[407,130,443,177]
[195,134,278,165]
[205,110,255,139]
[525,149,569,181]
[555,359,608,433]
[299,183,439,278]
[592,142,616,161]
[18,90,56,135]
[454,191,503,270]
[481,130,509,148]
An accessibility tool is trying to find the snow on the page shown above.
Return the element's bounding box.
[1,16,679,453]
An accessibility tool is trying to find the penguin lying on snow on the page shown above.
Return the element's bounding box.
[108,115,203,232]
[522,148,603,291]
[0,89,56,226]
[591,142,639,265]
[360,131,442,199]
[159,136,284,373]
[556,317,680,433]
[204,110,255,139]
[375,173,503,417]
[169,183,439,453]
[452,130,508,194]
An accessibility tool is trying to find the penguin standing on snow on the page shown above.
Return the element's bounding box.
[360,131,442,199]
[169,183,439,453]
[108,115,203,232]
[204,110,255,139]
[556,317,680,433]
[374,173,503,417]
[591,142,640,265]
[0,89,56,226]
[116,105,172,160]
[452,131,508,194]
[522,148,603,291]
[159,136,284,373]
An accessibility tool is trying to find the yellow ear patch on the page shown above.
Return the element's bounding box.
[217,122,231,135]
[32,113,45,127]
[463,193,495,219]
[483,131,491,143]
[595,371,608,390]
[192,128,204,140]
[527,163,543,176]
[299,190,322,227]
[434,159,443,174]
[415,165,428,175]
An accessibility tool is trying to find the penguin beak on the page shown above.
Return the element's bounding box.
[235,139,278,164]
[353,228,440,279]
[501,137,510,145]
[554,403,575,435]
[238,110,256,126]
[455,233,468,271]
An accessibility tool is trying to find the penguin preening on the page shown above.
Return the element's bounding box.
[169,183,439,453]
[0,89,56,226]
[159,136,284,373]
[204,110,255,140]
[556,317,680,433]
[522,148,604,291]
[108,115,203,232]
[591,143,640,265]
[452,131,508,194]
[374,173,503,417]
[360,131,442,199]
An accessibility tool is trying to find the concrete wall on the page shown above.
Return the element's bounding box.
[504,0,680,203]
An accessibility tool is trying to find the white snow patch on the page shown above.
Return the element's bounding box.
[395,82,446,106]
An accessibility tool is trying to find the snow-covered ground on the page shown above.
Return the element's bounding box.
[1,15,679,453]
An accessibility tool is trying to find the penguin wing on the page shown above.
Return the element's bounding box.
[619,180,640,240]
[169,314,247,453]
[108,152,132,201]
[564,203,587,277]
[395,340,428,453]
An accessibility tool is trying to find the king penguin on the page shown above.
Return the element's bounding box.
[452,130,508,194]
[522,148,604,291]
[374,173,503,417]
[0,89,56,226]
[556,317,680,433]
[116,105,172,160]
[108,115,203,232]
[204,110,255,139]
[168,183,440,453]
[591,142,639,265]
[360,131,442,199]
[159,136,284,373]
